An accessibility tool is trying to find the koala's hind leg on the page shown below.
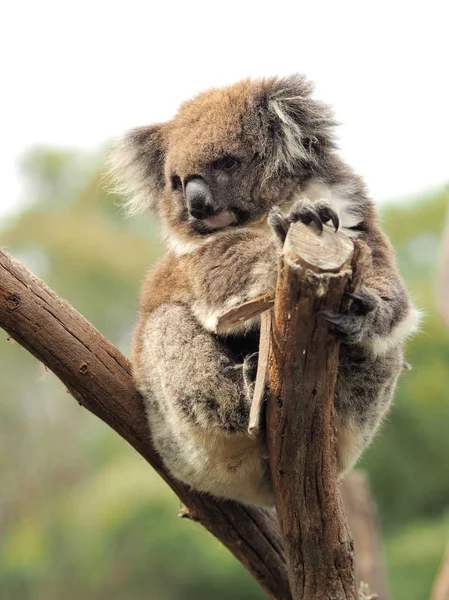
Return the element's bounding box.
[134,303,252,435]
[334,344,403,473]
[134,303,273,506]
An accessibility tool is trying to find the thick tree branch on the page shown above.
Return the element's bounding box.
[0,248,291,600]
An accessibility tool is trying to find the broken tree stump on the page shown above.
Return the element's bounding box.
[266,221,358,599]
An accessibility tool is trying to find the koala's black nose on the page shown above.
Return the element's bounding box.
[185,178,217,220]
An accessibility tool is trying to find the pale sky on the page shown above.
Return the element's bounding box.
[1,1,448,223]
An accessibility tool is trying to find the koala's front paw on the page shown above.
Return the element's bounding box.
[268,199,339,243]
[320,289,379,345]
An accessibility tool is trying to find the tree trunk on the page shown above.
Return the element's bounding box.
[265,222,358,599]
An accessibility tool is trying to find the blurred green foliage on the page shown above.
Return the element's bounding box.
[1,147,448,599]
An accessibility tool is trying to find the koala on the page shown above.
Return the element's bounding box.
[110,75,419,507]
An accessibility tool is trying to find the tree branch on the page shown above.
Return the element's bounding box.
[0,248,291,600]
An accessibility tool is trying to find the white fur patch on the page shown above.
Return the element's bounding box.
[192,294,246,333]
[366,306,423,356]
[192,305,221,332]
[163,230,207,256]
[192,290,265,335]
[267,82,335,176]
[269,99,311,173]
[107,131,159,216]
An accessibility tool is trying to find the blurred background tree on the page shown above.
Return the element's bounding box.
[1,147,448,600]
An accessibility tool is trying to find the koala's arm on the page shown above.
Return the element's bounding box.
[355,225,419,354]
[182,229,280,333]
[332,224,420,471]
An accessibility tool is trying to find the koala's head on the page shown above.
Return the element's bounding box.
[110,75,337,248]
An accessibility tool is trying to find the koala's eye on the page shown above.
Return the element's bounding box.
[171,175,182,191]
[211,155,241,172]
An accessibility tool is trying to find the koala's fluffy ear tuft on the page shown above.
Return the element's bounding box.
[257,74,338,176]
[108,124,166,215]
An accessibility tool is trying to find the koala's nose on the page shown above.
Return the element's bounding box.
[185,178,217,220]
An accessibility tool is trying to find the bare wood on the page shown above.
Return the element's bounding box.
[266,222,358,599]
[0,248,291,600]
[431,543,449,600]
[248,309,272,436]
[341,472,389,600]
[216,293,274,333]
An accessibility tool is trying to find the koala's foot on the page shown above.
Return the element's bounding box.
[320,289,379,345]
[242,352,258,399]
[268,200,339,243]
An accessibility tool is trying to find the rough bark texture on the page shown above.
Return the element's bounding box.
[0,248,291,600]
[341,472,389,600]
[266,222,358,599]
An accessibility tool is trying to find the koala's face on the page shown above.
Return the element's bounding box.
[111,75,337,246]
[164,85,273,237]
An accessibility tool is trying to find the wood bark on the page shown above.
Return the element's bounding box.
[265,222,358,599]
[341,472,389,600]
[0,248,291,600]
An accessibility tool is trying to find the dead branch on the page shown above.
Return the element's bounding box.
[0,248,291,600]
[216,293,274,334]
[266,221,361,599]
[342,471,389,600]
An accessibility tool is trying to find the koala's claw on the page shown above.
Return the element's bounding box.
[319,311,366,344]
[269,201,340,244]
[289,202,340,234]
[268,208,290,243]
[320,289,379,345]
[343,290,378,315]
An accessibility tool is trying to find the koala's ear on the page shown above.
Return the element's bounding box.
[108,124,166,215]
[256,74,337,176]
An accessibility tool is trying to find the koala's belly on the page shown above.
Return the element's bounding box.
[147,404,274,507]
